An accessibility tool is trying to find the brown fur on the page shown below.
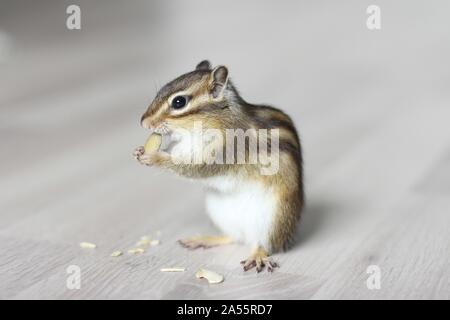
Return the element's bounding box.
[139,61,304,253]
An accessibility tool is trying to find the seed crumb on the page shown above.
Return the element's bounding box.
[128,248,145,254]
[136,238,150,247]
[79,242,96,249]
[110,251,123,257]
[195,268,224,284]
[150,239,160,246]
[160,267,185,272]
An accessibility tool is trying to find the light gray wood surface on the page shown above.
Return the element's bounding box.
[0,0,449,299]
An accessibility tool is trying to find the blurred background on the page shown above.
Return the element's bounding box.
[0,0,449,299]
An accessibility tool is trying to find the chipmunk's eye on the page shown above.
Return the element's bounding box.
[171,95,189,109]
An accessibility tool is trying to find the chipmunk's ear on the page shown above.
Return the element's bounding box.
[196,60,211,71]
[210,66,228,99]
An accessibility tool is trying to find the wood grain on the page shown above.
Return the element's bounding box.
[0,0,449,299]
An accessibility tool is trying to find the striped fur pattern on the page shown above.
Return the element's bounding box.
[139,60,304,253]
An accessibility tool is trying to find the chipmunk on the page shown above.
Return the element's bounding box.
[134,60,304,272]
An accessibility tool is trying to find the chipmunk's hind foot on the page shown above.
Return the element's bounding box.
[240,246,279,273]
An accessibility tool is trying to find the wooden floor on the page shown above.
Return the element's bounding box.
[0,1,449,299]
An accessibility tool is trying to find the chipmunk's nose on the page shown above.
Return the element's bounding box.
[140,114,154,129]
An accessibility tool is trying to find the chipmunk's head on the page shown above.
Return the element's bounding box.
[141,60,234,133]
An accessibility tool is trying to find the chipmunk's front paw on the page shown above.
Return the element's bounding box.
[137,153,154,166]
[133,146,153,166]
[241,247,279,273]
[133,146,145,159]
[133,146,151,165]
[134,147,171,166]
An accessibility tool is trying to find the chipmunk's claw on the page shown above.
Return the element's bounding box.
[241,247,279,273]
[137,154,153,165]
[133,146,145,159]
[133,146,157,166]
[240,259,257,272]
[267,260,279,272]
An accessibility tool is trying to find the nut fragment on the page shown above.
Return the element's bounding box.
[128,248,145,254]
[79,242,97,249]
[110,251,123,257]
[150,239,160,246]
[144,133,162,153]
[195,268,224,284]
[160,267,186,272]
[136,236,151,247]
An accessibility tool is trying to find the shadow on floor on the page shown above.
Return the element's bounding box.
[292,196,341,249]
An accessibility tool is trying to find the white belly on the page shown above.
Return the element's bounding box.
[203,176,277,248]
